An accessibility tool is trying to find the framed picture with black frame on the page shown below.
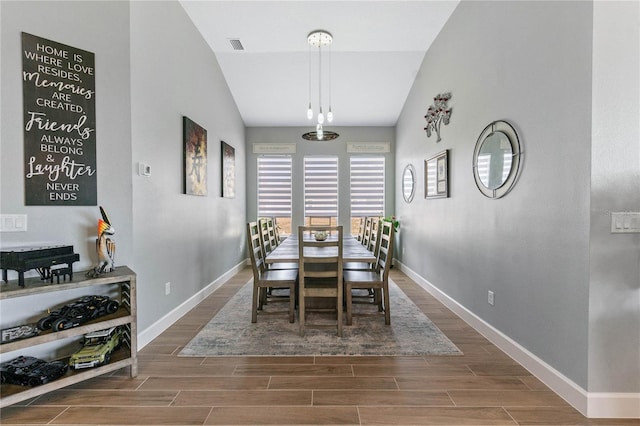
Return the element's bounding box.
[183,116,207,196]
[221,141,235,198]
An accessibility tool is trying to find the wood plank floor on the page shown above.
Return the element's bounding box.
[1,267,636,425]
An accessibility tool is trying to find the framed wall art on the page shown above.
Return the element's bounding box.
[221,141,235,198]
[402,164,416,203]
[425,149,449,199]
[472,120,522,199]
[22,32,97,205]
[183,116,208,196]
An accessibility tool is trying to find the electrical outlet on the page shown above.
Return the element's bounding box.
[165,282,171,296]
[488,290,495,306]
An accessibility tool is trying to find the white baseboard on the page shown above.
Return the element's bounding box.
[137,259,248,349]
[396,261,640,419]
[587,393,640,419]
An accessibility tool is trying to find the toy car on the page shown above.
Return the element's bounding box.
[69,326,123,369]
[0,355,68,386]
[1,324,40,344]
[37,295,120,332]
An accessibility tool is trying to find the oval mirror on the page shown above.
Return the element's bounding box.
[473,121,521,199]
[402,164,416,203]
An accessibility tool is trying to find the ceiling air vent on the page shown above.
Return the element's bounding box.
[228,39,244,51]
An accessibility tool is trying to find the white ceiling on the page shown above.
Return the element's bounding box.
[179,1,459,127]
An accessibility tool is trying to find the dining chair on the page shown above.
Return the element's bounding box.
[344,220,395,326]
[298,225,343,337]
[344,216,381,271]
[355,216,366,242]
[367,217,380,251]
[308,216,333,236]
[246,222,297,323]
[270,217,282,245]
[259,217,297,271]
[361,216,373,248]
[258,218,274,257]
[265,217,280,247]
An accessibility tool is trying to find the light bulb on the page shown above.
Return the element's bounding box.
[307,103,313,120]
[318,110,325,125]
[327,107,333,123]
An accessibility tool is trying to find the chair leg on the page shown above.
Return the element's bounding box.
[337,285,343,337]
[375,288,383,312]
[345,283,353,326]
[383,284,391,325]
[289,285,295,323]
[299,292,305,336]
[251,283,259,323]
[258,287,266,310]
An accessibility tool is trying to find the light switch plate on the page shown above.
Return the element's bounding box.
[0,214,28,232]
[611,212,640,233]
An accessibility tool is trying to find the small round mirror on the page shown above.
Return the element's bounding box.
[478,131,513,190]
[473,121,521,199]
[402,164,416,203]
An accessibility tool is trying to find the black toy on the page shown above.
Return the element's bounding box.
[0,355,68,387]
[37,295,119,332]
[1,245,79,288]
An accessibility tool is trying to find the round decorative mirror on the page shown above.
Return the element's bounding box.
[402,164,416,203]
[473,120,521,199]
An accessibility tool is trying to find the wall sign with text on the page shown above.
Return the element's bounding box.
[22,32,97,205]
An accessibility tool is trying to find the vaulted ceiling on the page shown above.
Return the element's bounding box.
[180,1,459,127]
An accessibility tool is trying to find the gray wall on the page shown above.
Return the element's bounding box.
[396,0,639,396]
[589,1,640,393]
[246,127,394,232]
[1,0,246,336]
[130,1,246,332]
[1,0,133,268]
[396,0,592,389]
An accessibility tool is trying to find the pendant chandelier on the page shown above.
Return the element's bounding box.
[304,30,338,141]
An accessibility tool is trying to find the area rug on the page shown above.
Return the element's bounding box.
[179,279,462,356]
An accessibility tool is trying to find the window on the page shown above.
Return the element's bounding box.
[350,156,385,235]
[304,156,338,227]
[257,156,292,234]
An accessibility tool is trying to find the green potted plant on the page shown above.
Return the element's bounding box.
[383,216,400,232]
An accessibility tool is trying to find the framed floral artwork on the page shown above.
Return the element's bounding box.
[183,116,207,196]
[221,141,235,198]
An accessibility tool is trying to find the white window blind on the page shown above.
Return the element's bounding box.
[350,156,385,217]
[257,156,292,218]
[304,156,338,218]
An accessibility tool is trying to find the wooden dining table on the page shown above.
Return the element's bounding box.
[265,235,376,264]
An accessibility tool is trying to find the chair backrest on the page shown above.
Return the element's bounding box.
[246,221,266,281]
[356,217,366,242]
[270,218,281,245]
[308,216,333,235]
[258,218,274,258]
[368,217,381,255]
[361,216,373,247]
[298,225,343,282]
[265,217,279,247]
[377,220,395,281]
[308,216,332,227]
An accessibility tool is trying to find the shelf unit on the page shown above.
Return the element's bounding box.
[0,266,137,408]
